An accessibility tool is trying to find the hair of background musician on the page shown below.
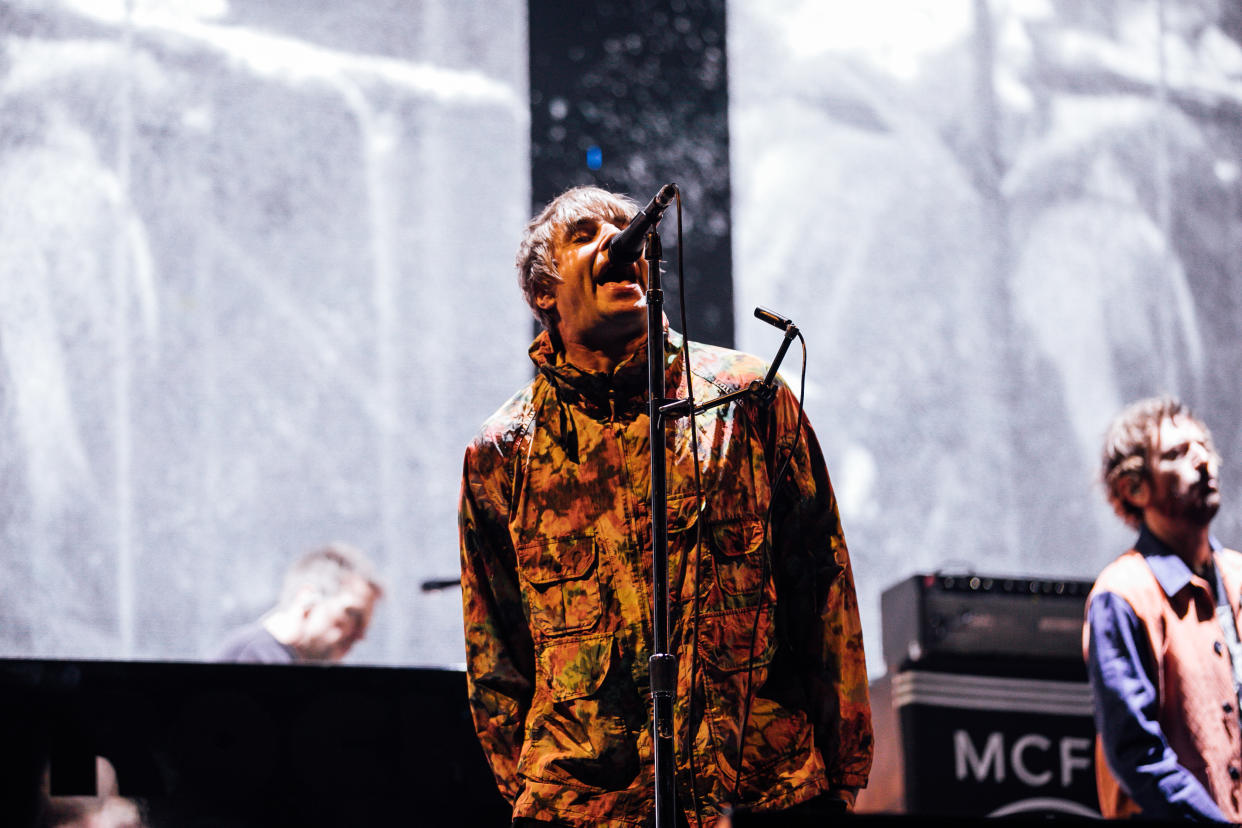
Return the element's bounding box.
[278,542,384,608]
[515,186,639,333]
[1101,395,1219,528]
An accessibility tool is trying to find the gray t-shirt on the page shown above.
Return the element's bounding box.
[212,622,298,663]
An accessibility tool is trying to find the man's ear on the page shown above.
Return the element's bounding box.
[1121,476,1151,511]
[535,290,556,311]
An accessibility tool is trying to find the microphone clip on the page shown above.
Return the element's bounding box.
[746,379,778,408]
[657,306,800,421]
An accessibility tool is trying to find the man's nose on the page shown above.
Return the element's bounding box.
[598,224,623,256]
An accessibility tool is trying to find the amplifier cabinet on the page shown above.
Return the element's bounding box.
[895,670,1100,818]
[881,573,1093,674]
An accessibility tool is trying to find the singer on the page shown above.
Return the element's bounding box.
[457,186,871,827]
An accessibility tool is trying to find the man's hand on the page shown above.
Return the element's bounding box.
[826,786,858,810]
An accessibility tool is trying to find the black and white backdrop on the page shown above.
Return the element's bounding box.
[2,0,1240,676]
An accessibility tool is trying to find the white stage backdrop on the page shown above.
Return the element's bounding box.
[730,0,1242,673]
[0,0,530,667]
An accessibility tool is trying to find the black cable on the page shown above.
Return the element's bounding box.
[730,331,809,807]
[670,190,709,828]
[662,190,809,824]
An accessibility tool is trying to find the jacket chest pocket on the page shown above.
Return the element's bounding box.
[516,532,602,636]
[709,518,768,597]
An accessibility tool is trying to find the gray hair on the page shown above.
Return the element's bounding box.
[279,542,383,607]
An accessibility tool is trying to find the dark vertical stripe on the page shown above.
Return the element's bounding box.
[528,0,734,348]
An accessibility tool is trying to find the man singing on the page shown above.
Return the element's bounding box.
[457,186,871,827]
[1085,396,1242,822]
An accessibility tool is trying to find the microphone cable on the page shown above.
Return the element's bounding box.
[661,187,809,824]
[669,188,709,828]
[729,328,808,809]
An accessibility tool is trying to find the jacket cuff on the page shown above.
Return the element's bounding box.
[825,786,858,809]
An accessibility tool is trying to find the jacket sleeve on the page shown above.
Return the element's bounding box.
[458,440,534,805]
[1086,591,1228,822]
[766,383,873,795]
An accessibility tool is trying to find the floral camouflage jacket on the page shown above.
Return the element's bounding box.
[458,329,872,827]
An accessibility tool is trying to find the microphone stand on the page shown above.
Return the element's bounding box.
[645,223,798,827]
[645,226,678,828]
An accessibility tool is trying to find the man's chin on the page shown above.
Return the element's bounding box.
[1178,499,1220,526]
[599,303,648,331]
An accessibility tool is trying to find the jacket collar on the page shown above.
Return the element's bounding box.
[1136,523,1222,598]
[528,326,685,418]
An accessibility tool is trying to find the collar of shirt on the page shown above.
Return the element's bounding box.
[1136,523,1223,598]
[527,326,686,417]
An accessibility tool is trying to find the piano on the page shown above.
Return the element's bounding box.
[0,658,510,826]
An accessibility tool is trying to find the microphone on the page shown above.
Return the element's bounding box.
[605,183,678,266]
[753,307,799,395]
[420,577,461,592]
[754,306,795,332]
